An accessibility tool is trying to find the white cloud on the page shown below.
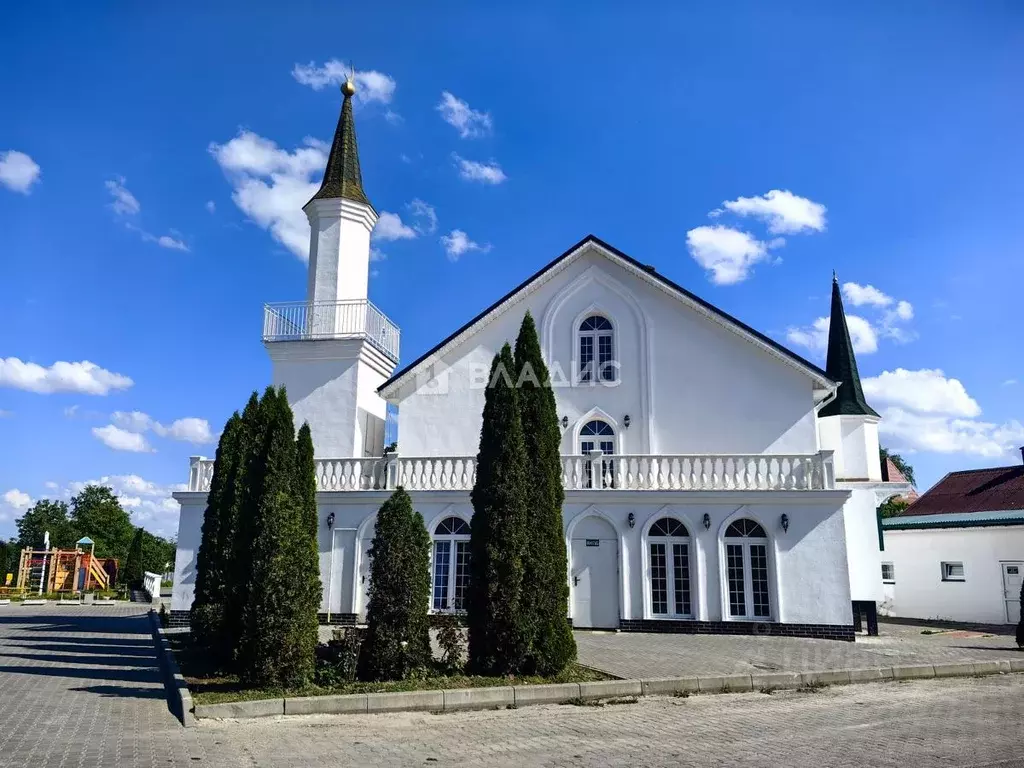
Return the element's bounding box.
[0,409,11,418]
[291,60,396,105]
[112,410,213,445]
[373,211,417,242]
[862,368,981,418]
[209,131,328,260]
[0,358,133,395]
[407,199,437,235]
[205,200,216,214]
[843,282,892,308]
[1003,379,1018,387]
[92,424,154,453]
[125,223,191,252]
[437,92,493,138]
[0,150,41,194]
[105,176,141,216]
[153,417,214,445]
[453,154,506,184]
[685,225,774,285]
[3,489,32,510]
[370,248,386,263]
[716,189,826,234]
[786,314,878,356]
[440,229,490,262]
[157,234,189,251]
[864,367,1023,459]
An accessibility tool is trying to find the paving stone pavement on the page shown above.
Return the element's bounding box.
[2,605,1024,767]
[574,620,1022,679]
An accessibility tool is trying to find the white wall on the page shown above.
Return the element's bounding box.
[172,487,853,628]
[392,246,820,459]
[884,525,1024,624]
[840,487,885,603]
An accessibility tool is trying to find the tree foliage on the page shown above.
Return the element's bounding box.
[513,312,576,674]
[191,411,243,659]
[1016,581,1024,649]
[880,447,916,487]
[70,486,136,561]
[359,487,432,681]
[467,343,532,676]
[123,527,144,588]
[235,387,320,689]
[16,500,76,550]
[878,497,910,519]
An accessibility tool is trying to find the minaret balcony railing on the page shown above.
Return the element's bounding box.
[262,299,400,361]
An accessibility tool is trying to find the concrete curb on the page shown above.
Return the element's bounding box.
[190,660,1024,722]
[147,610,196,727]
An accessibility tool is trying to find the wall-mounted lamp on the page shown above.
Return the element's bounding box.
[627,512,636,529]
[561,415,569,429]
[623,414,631,429]
[702,513,711,531]
[780,513,789,533]
[326,511,336,530]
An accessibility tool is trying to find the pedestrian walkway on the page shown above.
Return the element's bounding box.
[574,620,1021,680]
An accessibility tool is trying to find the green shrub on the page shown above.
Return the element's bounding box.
[434,613,466,673]
[315,628,364,687]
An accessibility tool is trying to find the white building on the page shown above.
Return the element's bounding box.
[881,455,1024,625]
[171,78,909,640]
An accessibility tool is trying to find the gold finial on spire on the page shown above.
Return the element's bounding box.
[341,63,356,97]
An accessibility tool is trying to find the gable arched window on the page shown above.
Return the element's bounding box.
[648,518,693,618]
[724,519,771,620]
[579,315,615,383]
[580,419,615,488]
[432,516,471,611]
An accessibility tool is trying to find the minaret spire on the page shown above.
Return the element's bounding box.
[308,76,373,209]
[819,274,879,418]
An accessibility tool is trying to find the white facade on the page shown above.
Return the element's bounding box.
[881,524,1024,625]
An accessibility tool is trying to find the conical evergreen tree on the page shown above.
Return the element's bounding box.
[514,312,577,674]
[123,527,144,588]
[1016,581,1024,649]
[237,387,318,688]
[359,487,432,681]
[225,391,268,663]
[467,343,531,675]
[287,420,323,675]
[191,412,242,660]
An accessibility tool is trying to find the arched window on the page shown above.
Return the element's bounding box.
[432,516,471,612]
[579,315,615,383]
[648,518,692,618]
[724,519,771,620]
[580,420,615,489]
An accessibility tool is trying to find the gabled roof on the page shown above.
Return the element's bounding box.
[819,275,879,418]
[378,234,835,397]
[895,462,1024,517]
[307,80,373,209]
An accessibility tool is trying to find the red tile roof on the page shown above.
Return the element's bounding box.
[898,463,1024,516]
[881,458,918,501]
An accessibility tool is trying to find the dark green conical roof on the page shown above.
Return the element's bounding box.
[308,81,373,209]
[819,273,880,418]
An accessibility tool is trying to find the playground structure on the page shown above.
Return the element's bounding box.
[15,545,117,595]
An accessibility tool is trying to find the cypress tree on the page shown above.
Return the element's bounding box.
[287,421,323,677]
[191,412,242,660]
[225,391,267,663]
[514,312,577,674]
[237,387,318,688]
[359,487,432,681]
[1016,581,1024,649]
[123,527,144,588]
[467,343,531,676]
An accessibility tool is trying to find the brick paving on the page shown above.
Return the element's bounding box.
[575,620,1022,679]
[1,605,1023,767]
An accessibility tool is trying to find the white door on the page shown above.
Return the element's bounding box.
[571,517,618,628]
[1003,562,1022,624]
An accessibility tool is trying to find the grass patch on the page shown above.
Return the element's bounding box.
[797,680,828,693]
[169,636,610,706]
[919,629,946,635]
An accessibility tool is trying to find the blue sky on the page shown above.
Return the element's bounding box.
[1,3,1022,538]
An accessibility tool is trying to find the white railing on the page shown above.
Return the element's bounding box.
[142,571,161,603]
[186,451,835,493]
[262,299,400,361]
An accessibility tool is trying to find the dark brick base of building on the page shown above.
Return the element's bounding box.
[618,618,855,642]
[318,612,357,626]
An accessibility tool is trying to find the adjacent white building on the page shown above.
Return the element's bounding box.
[881,456,1024,625]
[171,78,909,640]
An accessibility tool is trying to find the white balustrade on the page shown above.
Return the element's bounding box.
[186,451,834,493]
[262,299,400,361]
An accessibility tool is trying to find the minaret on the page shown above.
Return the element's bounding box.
[264,77,398,459]
[816,273,882,481]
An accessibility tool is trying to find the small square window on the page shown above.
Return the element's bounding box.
[881,562,895,583]
[941,562,965,582]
